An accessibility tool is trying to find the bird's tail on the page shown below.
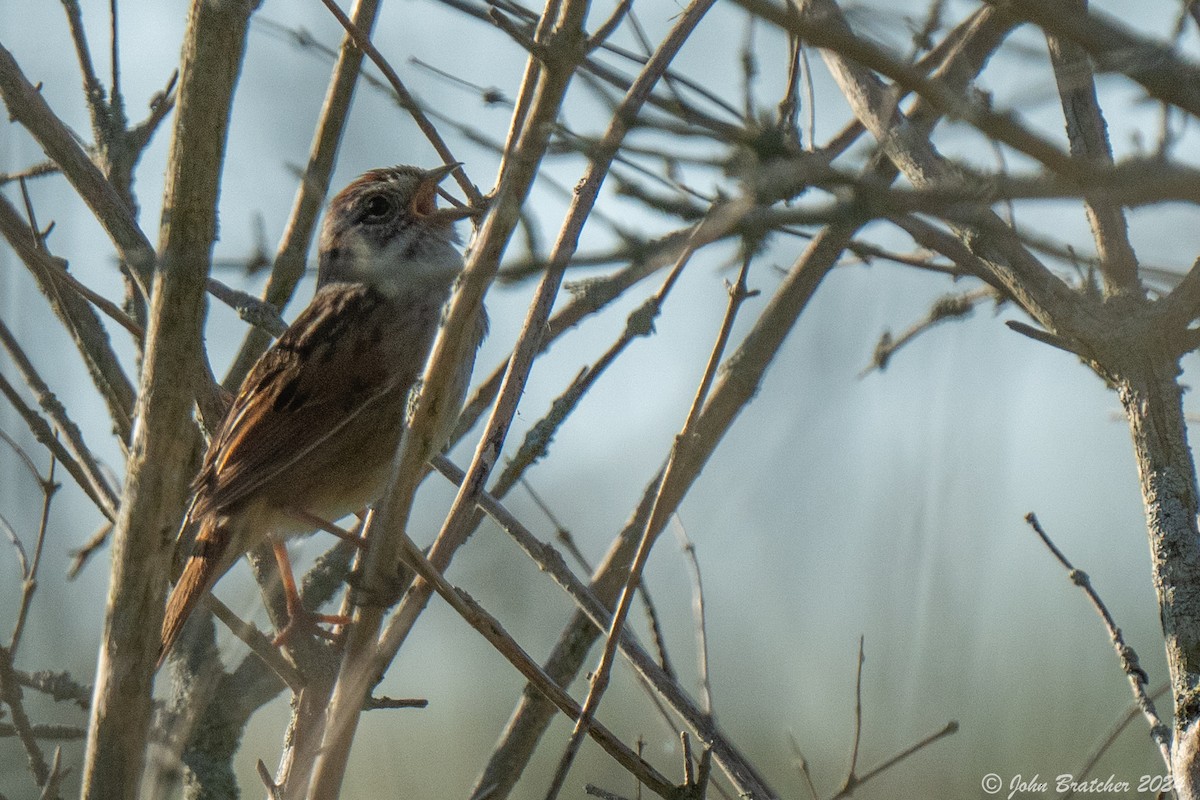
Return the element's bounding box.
[157,515,232,670]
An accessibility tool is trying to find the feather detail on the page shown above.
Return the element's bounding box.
[158,515,235,669]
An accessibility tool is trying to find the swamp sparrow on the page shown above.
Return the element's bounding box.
[158,163,483,667]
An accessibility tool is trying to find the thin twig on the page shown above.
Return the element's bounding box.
[206,278,287,338]
[364,696,428,710]
[36,747,64,800]
[1058,682,1170,800]
[547,224,757,799]
[585,785,632,800]
[838,636,866,794]
[787,732,821,800]
[0,428,44,485]
[317,0,482,205]
[0,370,116,521]
[859,287,995,377]
[1024,513,1171,766]
[257,759,283,800]
[0,724,84,741]
[14,670,90,710]
[9,454,58,655]
[671,518,713,717]
[59,0,108,146]
[0,645,50,789]
[203,597,304,693]
[431,455,770,798]
[828,721,958,799]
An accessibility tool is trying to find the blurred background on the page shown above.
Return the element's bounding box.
[2,0,1196,797]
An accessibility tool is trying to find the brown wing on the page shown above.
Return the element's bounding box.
[188,283,436,522]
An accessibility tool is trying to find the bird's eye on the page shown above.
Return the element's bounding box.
[360,194,394,222]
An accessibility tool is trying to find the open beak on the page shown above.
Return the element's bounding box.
[424,162,463,184]
[413,162,471,222]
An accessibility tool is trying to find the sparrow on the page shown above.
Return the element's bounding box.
[158,163,483,668]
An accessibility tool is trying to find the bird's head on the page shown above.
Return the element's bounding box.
[317,163,467,292]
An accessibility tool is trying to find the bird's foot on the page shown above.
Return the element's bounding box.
[272,607,352,648]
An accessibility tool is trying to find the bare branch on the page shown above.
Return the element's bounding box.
[318,0,482,205]
[1044,0,1138,293]
[671,519,713,717]
[0,645,51,791]
[997,0,1200,120]
[1024,513,1171,767]
[392,527,681,799]
[206,278,287,338]
[860,287,996,376]
[80,1,258,796]
[59,0,110,145]
[0,42,156,291]
[828,721,958,799]
[432,454,770,800]
[837,637,866,794]
[0,193,136,440]
[0,371,115,522]
[224,0,384,389]
[36,747,65,800]
[1059,682,1169,800]
[9,455,58,655]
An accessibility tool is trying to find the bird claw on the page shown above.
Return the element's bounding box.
[272,608,351,647]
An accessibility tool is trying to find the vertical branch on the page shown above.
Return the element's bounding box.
[59,0,110,143]
[1044,0,1138,294]
[9,455,58,655]
[0,645,51,793]
[78,2,258,798]
[1111,342,1200,794]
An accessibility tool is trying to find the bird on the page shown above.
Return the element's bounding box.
[158,163,484,668]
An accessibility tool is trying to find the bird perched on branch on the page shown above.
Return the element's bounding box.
[158,163,483,668]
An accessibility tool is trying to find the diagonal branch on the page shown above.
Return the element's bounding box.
[0,41,155,293]
[0,321,117,519]
[0,193,136,441]
[544,242,755,800]
[223,0,383,390]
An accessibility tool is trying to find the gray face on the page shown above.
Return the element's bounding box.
[317,166,462,293]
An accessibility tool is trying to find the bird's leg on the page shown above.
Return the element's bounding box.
[270,538,352,647]
[285,507,368,548]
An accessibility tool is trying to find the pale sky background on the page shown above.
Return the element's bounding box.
[2,0,1199,798]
